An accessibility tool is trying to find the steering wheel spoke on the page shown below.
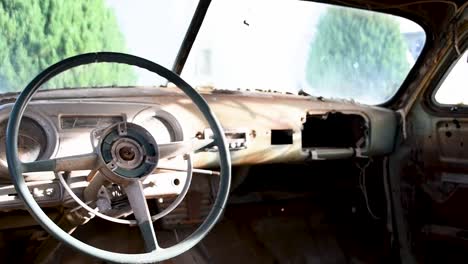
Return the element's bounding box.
[124,181,159,252]
[159,138,213,159]
[22,153,98,173]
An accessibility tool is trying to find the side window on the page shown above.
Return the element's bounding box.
[434,50,468,105]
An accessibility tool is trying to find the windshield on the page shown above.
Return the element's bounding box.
[182,0,426,105]
[1,0,426,105]
[0,0,197,93]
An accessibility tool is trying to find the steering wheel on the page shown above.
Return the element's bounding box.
[5,52,231,263]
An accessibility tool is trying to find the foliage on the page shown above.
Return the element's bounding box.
[0,0,136,92]
[305,8,410,103]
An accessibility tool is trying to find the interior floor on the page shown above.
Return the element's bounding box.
[30,162,389,264]
[52,199,387,264]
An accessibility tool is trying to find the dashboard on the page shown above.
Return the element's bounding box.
[0,87,398,175]
[0,87,398,211]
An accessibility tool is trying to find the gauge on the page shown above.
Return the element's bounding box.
[133,109,184,144]
[135,116,174,144]
[0,117,49,164]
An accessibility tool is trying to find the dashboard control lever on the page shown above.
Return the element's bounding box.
[202,128,249,151]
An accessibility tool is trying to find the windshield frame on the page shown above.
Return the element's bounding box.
[178,0,428,106]
[171,0,212,74]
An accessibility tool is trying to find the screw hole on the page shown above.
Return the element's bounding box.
[173,178,180,186]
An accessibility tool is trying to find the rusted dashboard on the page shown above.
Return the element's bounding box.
[0,87,398,174]
[0,87,398,210]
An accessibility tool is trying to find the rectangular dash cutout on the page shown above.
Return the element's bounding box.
[271,129,293,145]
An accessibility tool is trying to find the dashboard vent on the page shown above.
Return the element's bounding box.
[60,115,124,129]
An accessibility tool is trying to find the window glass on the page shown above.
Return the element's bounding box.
[182,0,426,105]
[434,50,468,105]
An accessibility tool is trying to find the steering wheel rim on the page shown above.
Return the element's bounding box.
[5,52,231,263]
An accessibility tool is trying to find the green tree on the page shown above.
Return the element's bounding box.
[0,0,136,92]
[305,8,410,103]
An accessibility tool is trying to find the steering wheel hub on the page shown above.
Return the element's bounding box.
[99,122,158,180]
[112,138,144,168]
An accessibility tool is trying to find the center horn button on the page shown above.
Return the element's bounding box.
[98,122,159,181]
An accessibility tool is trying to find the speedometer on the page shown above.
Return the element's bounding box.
[0,117,48,163]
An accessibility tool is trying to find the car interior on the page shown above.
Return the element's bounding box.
[0,0,467,263]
